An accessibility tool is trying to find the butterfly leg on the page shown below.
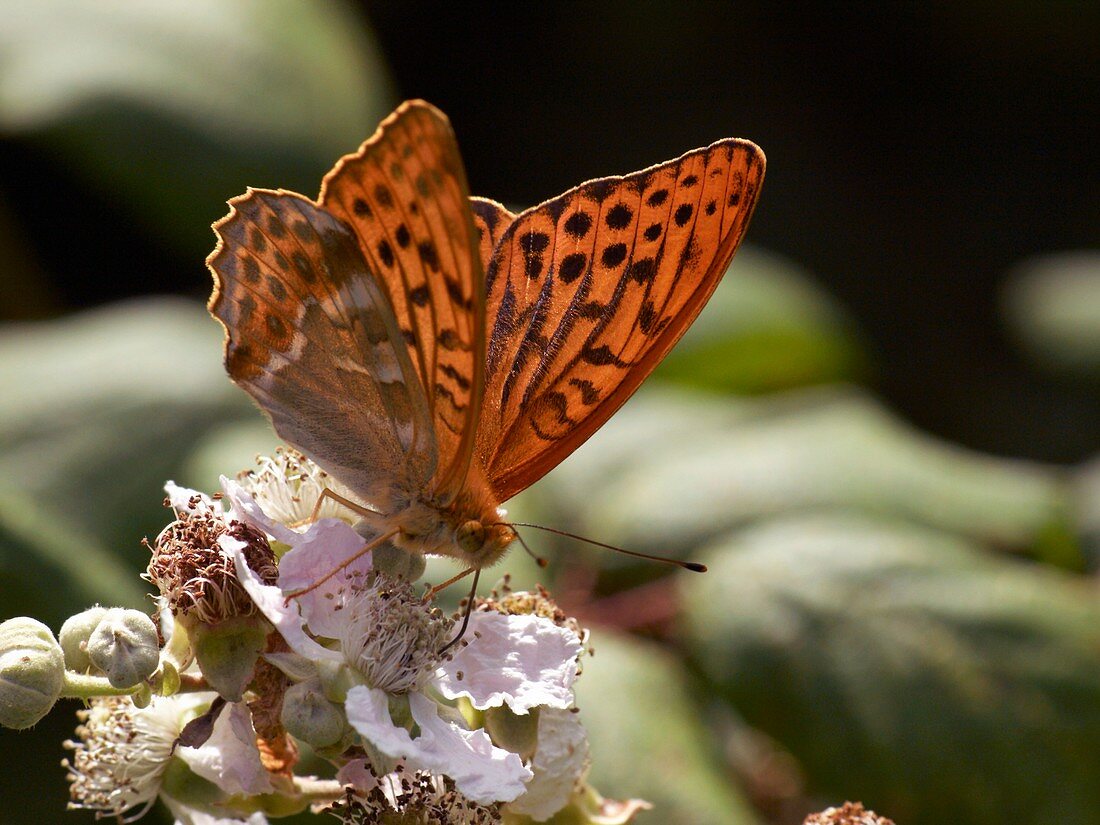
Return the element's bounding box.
[291,488,380,528]
[283,528,399,602]
[421,566,476,603]
[439,567,482,655]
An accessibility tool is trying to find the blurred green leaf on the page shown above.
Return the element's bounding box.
[0,298,253,621]
[534,387,1075,567]
[654,245,868,393]
[575,630,761,825]
[682,514,1100,825]
[1001,251,1100,379]
[0,0,396,256]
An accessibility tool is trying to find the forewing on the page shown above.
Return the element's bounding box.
[208,189,435,508]
[319,101,484,501]
[479,139,765,501]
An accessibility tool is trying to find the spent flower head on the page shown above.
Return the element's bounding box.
[329,770,501,825]
[146,488,277,627]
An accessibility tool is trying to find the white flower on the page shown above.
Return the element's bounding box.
[236,448,359,526]
[64,694,190,817]
[176,699,273,796]
[345,688,529,805]
[63,692,270,822]
[224,481,594,810]
[504,707,589,821]
[435,610,582,714]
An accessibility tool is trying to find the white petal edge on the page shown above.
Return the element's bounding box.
[436,612,582,714]
[223,476,373,640]
[220,476,298,545]
[229,536,342,664]
[164,482,221,515]
[177,701,273,795]
[506,707,589,821]
[345,685,532,805]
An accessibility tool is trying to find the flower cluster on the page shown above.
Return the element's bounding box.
[0,450,648,824]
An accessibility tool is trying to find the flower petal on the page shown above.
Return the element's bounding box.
[230,537,341,664]
[336,757,378,792]
[177,701,273,795]
[275,520,375,641]
[506,707,589,821]
[165,481,221,515]
[436,612,582,713]
[346,686,532,805]
[220,477,298,545]
[223,476,374,641]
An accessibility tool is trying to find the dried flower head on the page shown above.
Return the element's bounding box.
[330,771,501,825]
[146,503,277,626]
[804,801,896,825]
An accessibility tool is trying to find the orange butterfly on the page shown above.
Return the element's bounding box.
[207,100,764,583]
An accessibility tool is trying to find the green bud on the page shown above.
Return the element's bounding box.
[131,682,153,709]
[363,533,426,581]
[191,616,268,701]
[281,680,345,747]
[155,659,181,696]
[85,608,160,689]
[0,617,65,729]
[485,705,540,760]
[58,606,108,671]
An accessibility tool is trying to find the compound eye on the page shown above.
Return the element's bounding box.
[455,520,485,554]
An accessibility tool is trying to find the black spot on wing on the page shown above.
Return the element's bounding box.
[606,203,633,230]
[601,243,628,268]
[559,252,587,284]
[563,211,592,239]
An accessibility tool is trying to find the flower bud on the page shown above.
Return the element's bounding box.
[485,705,540,761]
[86,608,160,689]
[281,680,345,747]
[0,617,65,729]
[363,533,426,581]
[58,607,108,672]
[191,616,268,701]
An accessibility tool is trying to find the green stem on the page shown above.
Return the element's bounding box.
[60,671,136,699]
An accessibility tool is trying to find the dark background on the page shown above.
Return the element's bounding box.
[2,4,1099,824]
[3,1,1098,461]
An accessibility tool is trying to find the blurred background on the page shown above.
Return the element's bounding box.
[1,2,1098,823]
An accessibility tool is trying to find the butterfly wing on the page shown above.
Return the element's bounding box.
[477,138,765,501]
[470,196,516,274]
[208,188,436,509]
[319,101,485,502]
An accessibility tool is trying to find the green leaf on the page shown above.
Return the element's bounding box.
[575,631,761,825]
[1001,251,1100,379]
[533,387,1075,567]
[682,514,1100,825]
[0,299,253,620]
[654,245,868,393]
[0,0,396,257]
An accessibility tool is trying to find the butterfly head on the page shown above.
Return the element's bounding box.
[453,519,513,569]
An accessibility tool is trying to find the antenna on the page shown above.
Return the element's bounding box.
[506,522,707,573]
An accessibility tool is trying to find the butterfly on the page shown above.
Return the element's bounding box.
[207,100,764,584]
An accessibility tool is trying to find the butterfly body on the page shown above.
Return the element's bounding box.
[382,468,513,568]
[208,101,764,575]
